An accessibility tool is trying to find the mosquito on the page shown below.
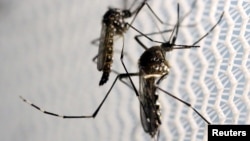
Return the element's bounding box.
[91,0,143,86]
[118,5,224,141]
[18,0,175,122]
[92,0,171,86]
[19,1,224,141]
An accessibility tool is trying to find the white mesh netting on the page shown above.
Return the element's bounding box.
[1,0,249,141]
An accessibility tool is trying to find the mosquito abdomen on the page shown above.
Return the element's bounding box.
[98,22,115,85]
[98,8,132,85]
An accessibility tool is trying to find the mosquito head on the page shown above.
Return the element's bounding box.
[122,9,132,18]
[103,8,116,24]
[161,41,174,52]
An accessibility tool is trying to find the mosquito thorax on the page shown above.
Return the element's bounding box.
[139,46,170,78]
[102,8,119,24]
[102,8,129,35]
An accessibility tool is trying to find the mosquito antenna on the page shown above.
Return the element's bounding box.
[169,11,224,51]
[168,0,198,43]
[174,3,180,43]
[192,12,224,46]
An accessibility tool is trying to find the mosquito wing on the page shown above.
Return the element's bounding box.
[97,23,108,71]
[139,73,161,138]
[97,23,114,85]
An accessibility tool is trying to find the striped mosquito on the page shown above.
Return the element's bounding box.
[19,1,224,141]
[19,0,171,119]
[91,0,144,86]
[119,5,224,141]
[92,0,169,86]
[18,0,175,123]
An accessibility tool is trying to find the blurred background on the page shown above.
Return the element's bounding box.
[0,0,249,141]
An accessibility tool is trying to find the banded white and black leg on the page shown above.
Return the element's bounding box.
[19,71,141,119]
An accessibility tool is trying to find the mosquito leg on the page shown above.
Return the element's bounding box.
[129,1,168,26]
[118,72,139,90]
[134,29,173,50]
[118,35,152,124]
[127,23,164,44]
[120,35,140,97]
[156,73,169,85]
[128,0,147,25]
[91,37,100,46]
[19,71,138,119]
[141,1,197,27]
[20,96,93,118]
[91,37,100,63]
[155,130,160,141]
[156,86,211,124]
[130,2,220,49]
[92,54,98,63]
